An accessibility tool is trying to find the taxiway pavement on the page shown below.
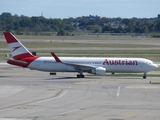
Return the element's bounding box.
[0,65,160,120]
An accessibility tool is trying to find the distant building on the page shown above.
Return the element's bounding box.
[158,14,160,19]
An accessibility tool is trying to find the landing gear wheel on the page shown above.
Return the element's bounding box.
[77,74,85,78]
[81,75,84,78]
[77,74,80,78]
[143,76,146,79]
[143,73,147,79]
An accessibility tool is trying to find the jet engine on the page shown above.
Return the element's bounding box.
[91,67,106,75]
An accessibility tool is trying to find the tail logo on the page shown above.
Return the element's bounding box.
[12,46,21,52]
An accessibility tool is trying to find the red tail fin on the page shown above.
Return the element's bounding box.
[4,32,34,60]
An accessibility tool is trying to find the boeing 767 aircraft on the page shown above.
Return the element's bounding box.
[4,32,158,79]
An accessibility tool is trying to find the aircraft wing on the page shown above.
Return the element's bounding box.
[51,52,95,71]
[62,62,94,71]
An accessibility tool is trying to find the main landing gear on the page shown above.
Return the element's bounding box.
[77,74,84,78]
[77,71,84,78]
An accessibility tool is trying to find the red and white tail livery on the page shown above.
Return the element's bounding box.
[4,32,34,60]
[4,32,158,79]
[4,32,39,67]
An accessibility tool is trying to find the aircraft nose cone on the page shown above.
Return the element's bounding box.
[153,64,158,69]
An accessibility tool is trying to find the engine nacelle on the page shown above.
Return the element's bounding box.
[91,67,106,75]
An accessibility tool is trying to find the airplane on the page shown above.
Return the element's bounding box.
[3,32,158,79]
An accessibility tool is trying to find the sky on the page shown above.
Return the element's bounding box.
[0,0,159,19]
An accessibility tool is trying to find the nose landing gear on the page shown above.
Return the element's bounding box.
[143,73,147,79]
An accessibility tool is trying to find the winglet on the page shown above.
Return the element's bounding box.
[51,52,62,62]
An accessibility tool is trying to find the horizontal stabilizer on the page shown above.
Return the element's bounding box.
[7,59,28,67]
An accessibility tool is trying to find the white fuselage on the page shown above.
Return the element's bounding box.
[4,32,158,78]
[28,57,157,73]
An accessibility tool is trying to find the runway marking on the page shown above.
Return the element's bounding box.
[34,90,68,104]
[60,109,79,116]
[49,108,82,119]
[0,87,71,112]
[116,86,121,98]
[36,86,72,103]
[57,90,68,98]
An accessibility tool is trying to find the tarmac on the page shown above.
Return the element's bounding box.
[0,64,160,120]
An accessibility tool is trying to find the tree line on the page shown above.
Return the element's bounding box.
[0,12,160,35]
